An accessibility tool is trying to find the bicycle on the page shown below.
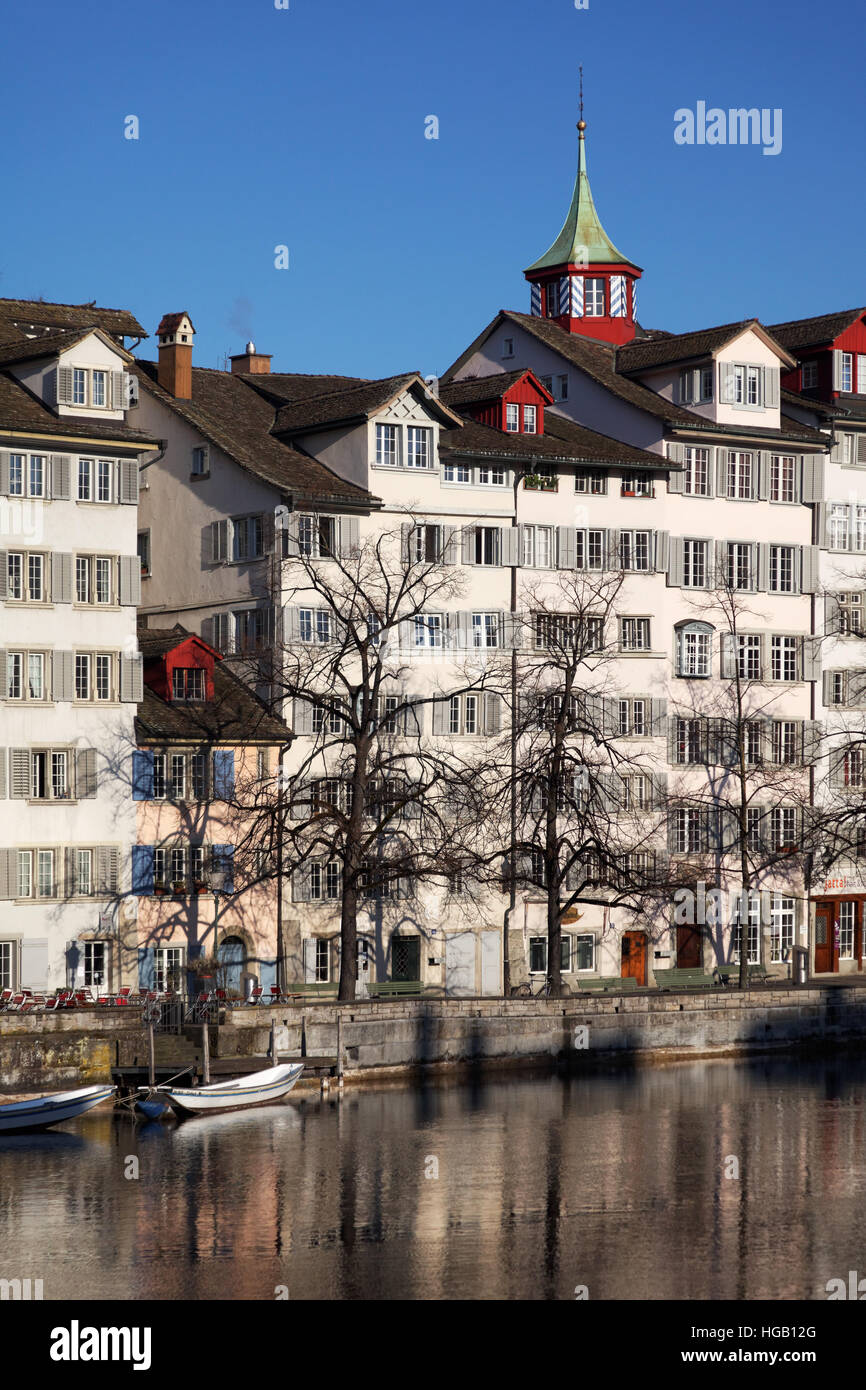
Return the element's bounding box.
[510,977,571,999]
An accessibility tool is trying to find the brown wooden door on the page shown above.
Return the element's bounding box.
[621,931,647,986]
[814,905,835,974]
[676,924,701,969]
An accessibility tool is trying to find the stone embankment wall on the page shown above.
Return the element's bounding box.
[3,984,866,1089]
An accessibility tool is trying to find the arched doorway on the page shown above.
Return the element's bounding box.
[218,936,246,997]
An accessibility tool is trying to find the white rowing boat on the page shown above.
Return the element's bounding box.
[0,1085,116,1134]
[140,1063,304,1116]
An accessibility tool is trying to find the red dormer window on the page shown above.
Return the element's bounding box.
[172,668,206,702]
[505,403,519,432]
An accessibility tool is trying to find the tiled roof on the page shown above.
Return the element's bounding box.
[240,372,371,406]
[0,369,157,446]
[834,397,866,422]
[133,361,375,508]
[156,312,194,335]
[271,373,460,435]
[0,327,132,368]
[444,311,703,426]
[439,412,665,469]
[616,319,772,373]
[438,370,550,407]
[136,625,288,744]
[766,308,866,352]
[780,387,843,419]
[0,298,145,341]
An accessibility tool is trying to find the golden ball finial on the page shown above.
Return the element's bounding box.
[577,119,586,132]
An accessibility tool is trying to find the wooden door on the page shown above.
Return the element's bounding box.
[814,905,835,974]
[392,936,420,982]
[621,931,647,986]
[676,924,702,969]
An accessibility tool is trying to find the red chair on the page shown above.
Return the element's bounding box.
[248,986,263,1006]
[0,989,13,1010]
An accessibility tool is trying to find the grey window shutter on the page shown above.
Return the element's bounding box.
[293,697,313,735]
[503,613,523,649]
[461,528,475,565]
[666,716,678,765]
[832,350,843,391]
[455,611,471,650]
[0,749,5,799]
[802,637,821,683]
[655,531,669,572]
[0,551,7,601]
[56,366,74,405]
[715,540,727,586]
[10,749,29,799]
[667,536,684,588]
[52,651,75,702]
[118,459,139,503]
[815,502,827,549]
[800,546,819,594]
[0,651,5,698]
[719,362,735,404]
[339,516,360,557]
[858,435,866,465]
[211,520,229,563]
[52,553,72,604]
[822,670,835,705]
[650,697,667,733]
[756,542,769,593]
[803,721,822,764]
[720,633,736,679]
[500,527,519,568]
[802,455,825,503]
[50,454,71,500]
[715,449,728,496]
[557,526,576,569]
[824,592,840,636]
[432,696,450,736]
[64,847,76,896]
[400,522,412,564]
[606,528,620,569]
[757,451,770,500]
[764,366,779,408]
[406,695,423,736]
[0,848,16,899]
[293,868,312,904]
[0,452,9,495]
[96,846,119,895]
[443,525,458,565]
[666,443,685,492]
[111,370,125,410]
[76,748,98,799]
[119,555,141,605]
[120,653,144,702]
[484,692,502,736]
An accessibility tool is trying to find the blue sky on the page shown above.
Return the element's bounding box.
[2,0,863,378]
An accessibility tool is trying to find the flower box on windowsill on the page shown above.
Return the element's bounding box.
[171,881,187,896]
[523,474,558,492]
[194,880,210,894]
[621,487,655,498]
[153,882,166,896]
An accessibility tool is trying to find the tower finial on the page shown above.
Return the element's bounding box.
[577,66,585,134]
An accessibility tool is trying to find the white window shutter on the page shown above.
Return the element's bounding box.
[0,551,7,601]
[50,455,71,500]
[667,537,684,588]
[824,593,840,636]
[715,449,728,495]
[802,637,821,684]
[52,651,75,702]
[0,749,5,799]
[118,459,139,503]
[0,452,9,495]
[76,748,98,799]
[833,350,843,391]
[801,546,819,594]
[763,366,779,408]
[500,527,519,568]
[111,370,125,410]
[52,553,73,604]
[119,556,141,605]
[339,516,360,557]
[720,633,736,679]
[120,653,144,702]
[557,526,576,569]
[10,749,29,799]
[655,531,670,572]
[461,528,475,565]
[57,366,74,405]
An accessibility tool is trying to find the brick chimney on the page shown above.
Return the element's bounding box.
[156,312,195,398]
[230,340,272,375]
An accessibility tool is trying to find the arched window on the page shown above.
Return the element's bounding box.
[675,621,714,678]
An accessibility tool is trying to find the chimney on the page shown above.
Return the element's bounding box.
[230,340,272,375]
[156,312,195,398]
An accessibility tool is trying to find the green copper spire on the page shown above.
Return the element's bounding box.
[525,122,640,273]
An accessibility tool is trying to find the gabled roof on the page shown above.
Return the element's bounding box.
[0,326,133,368]
[525,127,640,273]
[271,372,462,436]
[439,369,553,408]
[780,386,843,420]
[616,319,796,374]
[156,312,195,336]
[133,360,376,508]
[240,372,372,406]
[438,412,666,469]
[443,310,703,426]
[136,625,288,745]
[766,308,866,352]
[0,298,145,341]
[0,369,157,447]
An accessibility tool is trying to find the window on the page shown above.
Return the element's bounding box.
[472,527,500,566]
[620,617,651,652]
[770,455,797,503]
[843,748,865,789]
[442,462,471,484]
[413,614,443,649]
[75,655,91,700]
[16,849,56,898]
[838,593,863,635]
[191,447,208,476]
[770,635,798,682]
[676,624,711,678]
[801,361,818,390]
[299,609,332,645]
[156,947,184,993]
[620,530,651,571]
[406,427,432,469]
[312,701,344,736]
[674,718,704,765]
[77,458,112,502]
[683,539,708,588]
[523,405,537,433]
[584,278,605,316]
[29,750,70,801]
[137,531,151,577]
[839,902,856,960]
[97,459,112,502]
[505,403,519,432]
[521,525,552,568]
[738,634,762,680]
[410,524,443,563]
[297,515,336,559]
[78,457,92,501]
[575,529,604,570]
[534,614,580,651]
[574,470,605,494]
[769,546,796,593]
[472,613,500,648]
[859,356,866,393]
[621,474,652,497]
[841,353,853,392]
[546,282,560,316]
[359,862,398,899]
[6,552,46,602]
[672,808,703,854]
[232,515,264,561]
[503,338,514,358]
[95,654,111,701]
[772,721,799,764]
[727,542,754,591]
[172,668,206,702]
[28,455,45,498]
[731,893,761,965]
[477,465,506,486]
[449,693,480,736]
[683,447,711,496]
[726,452,753,499]
[770,807,797,851]
[315,939,331,982]
[618,698,648,737]
[92,370,107,409]
[376,424,399,466]
[6,652,46,700]
[621,773,650,812]
[829,503,850,550]
[528,935,577,975]
[310,864,341,903]
[73,368,87,406]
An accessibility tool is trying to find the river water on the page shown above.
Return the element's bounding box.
[2,1056,865,1301]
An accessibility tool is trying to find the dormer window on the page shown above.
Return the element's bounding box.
[92,371,107,407]
[584,278,605,316]
[546,283,560,316]
[841,353,853,393]
[172,668,206,703]
[73,369,87,406]
[801,361,818,390]
[505,403,519,432]
[523,405,537,433]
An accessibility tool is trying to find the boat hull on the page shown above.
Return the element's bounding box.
[157,1063,304,1116]
[0,1085,115,1134]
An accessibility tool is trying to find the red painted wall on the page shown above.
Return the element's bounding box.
[144,636,217,703]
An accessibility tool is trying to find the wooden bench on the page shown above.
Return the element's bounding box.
[281,982,339,1001]
[573,976,640,993]
[653,967,717,991]
[366,980,424,998]
[716,963,772,987]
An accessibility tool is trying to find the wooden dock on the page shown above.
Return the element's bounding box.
[111,1054,337,1096]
